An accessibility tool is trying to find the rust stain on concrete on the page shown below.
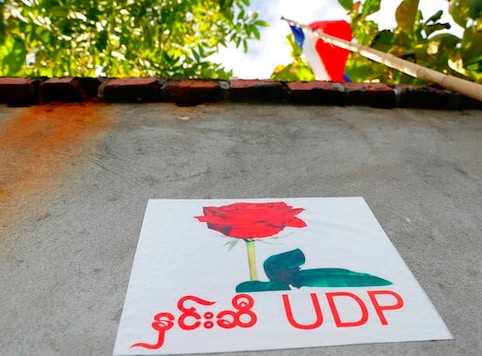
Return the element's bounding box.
[0,103,112,229]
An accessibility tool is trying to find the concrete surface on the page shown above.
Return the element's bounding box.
[0,103,481,355]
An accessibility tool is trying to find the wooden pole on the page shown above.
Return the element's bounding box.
[282,17,482,102]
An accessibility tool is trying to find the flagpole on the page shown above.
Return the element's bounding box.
[282,17,482,102]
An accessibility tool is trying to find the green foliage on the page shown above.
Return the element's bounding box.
[360,0,381,18]
[395,0,420,33]
[271,33,315,81]
[0,0,267,78]
[273,0,481,84]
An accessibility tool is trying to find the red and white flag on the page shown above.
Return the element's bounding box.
[290,20,353,82]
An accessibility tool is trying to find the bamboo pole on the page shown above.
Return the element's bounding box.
[282,17,482,102]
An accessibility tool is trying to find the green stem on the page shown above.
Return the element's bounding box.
[245,239,258,281]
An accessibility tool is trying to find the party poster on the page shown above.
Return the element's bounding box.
[113,197,451,355]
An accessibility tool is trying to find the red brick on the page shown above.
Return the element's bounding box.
[0,77,39,107]
[286,81,345,105]
[398,84,459,109]
[229,79,286,103]
[164,80,220,106]
[40,77,100,103]
[102,78,161,102]
[343,83,396,109]
[77,78,102,99]
[458,94,482,110]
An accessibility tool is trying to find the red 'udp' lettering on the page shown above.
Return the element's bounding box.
[282,293,324,330]
[367,290,404,325]
[326,292,369,327]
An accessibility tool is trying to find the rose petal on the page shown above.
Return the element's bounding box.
[286,217,308,228]
[196,201,307,238]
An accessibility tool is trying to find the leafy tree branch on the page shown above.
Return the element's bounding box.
[0,0,268,78]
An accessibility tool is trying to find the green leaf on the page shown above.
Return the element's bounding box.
[461,24,482,62]
[371,29,395,52]
[255,20,269,27]
[396,0,420,33]
[271,63,313,82]
[225,239,240,252]
[236,249,392,293]
[362,0,381,18]
[294,269,392,288]
[425,10,443,24]
[465,54,482,67]
[449,0,471,27]
[353,19,379,46]
[424,23,451,37]
[192,48,200,62]
[465,55,482,81]
[4,37,26,75]
[338,0,354,11]
[96,30,108,51]
[252,26,260,40]
[469,0,482,19]
[428,33,461,56]
[49,6,68,18]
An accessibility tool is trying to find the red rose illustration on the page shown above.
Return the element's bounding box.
[196,202,307,239]
[196,201,307,281]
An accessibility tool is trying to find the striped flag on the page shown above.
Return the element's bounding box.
[290,20,352,82]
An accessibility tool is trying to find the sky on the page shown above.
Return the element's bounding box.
[211,0,462,79]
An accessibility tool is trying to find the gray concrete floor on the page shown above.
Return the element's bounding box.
[0,103,481,355]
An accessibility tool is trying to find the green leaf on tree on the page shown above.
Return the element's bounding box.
[361,0,381,18]
[338,0,354,11]
[396,0,420,33]
[0,0,267,78]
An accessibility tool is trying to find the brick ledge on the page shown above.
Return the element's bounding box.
[0,77,480,109]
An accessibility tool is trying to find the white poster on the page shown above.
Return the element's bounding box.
[113,197,451,355]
